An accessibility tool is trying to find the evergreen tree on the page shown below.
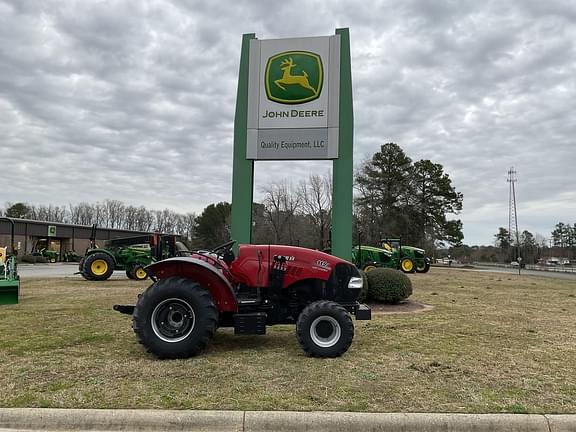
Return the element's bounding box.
[194,202,231,248]
[355,143,463,247]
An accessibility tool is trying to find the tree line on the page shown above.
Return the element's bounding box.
[3,143,464,251]
[446,222,576,265]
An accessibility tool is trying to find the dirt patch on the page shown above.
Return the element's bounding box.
[369,299,434,314]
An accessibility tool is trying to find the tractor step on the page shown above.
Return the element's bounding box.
[233,312,267,335]
[356,303,371,320]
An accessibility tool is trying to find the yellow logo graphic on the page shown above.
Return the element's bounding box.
[265,51,323,104]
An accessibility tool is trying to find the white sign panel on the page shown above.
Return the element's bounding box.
[246,35,340,160]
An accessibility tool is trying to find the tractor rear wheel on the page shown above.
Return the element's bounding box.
[362,264,377,272]
[400,258,415,273]
[296,301,354,358]
[132,277,218,359]
[415,261,430,273]
[82,252,114,281]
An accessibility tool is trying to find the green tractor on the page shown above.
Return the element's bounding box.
[79,231,189,281]
[0,217,20,305]
[381,238,431,273]
[31,239,59,263]
[352,239,431,274]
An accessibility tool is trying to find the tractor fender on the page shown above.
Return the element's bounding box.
[86,249,117,266]
[146,257,237,313]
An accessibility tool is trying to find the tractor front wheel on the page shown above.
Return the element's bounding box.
[296,301,354,358]
[132,265,148,281]
[127,265,149,280]
[82,252,114,281]
[400,258,415,273]
[132,277,218,359]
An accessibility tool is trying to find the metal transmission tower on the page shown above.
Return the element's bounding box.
[507,167,521,267]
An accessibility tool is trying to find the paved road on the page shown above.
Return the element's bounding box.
[17,263,127,279]
[18,262,576,281]
[435,265,576,280]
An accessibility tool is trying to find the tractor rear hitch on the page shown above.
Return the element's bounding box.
[113,304,135,315]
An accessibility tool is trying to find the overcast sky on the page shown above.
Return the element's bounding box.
[1,0,575,246]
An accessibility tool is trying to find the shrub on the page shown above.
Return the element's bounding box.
[35,256,48,264]
[366,268,412,304]
[358,270,369,302]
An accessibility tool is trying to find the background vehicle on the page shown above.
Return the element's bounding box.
[79,232,189,281]
[0,217,20,305]
[353,240,431,274]
[114,241,371,359]
[352,245,401,272]
[381,238,430,273]
[31,239,59,263]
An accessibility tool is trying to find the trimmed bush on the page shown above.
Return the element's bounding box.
[358,270,369,302]
[36,256,48,264]
[366,268,413,304]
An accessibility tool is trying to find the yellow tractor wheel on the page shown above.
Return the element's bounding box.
[83,252,114,281]
[400,258,415,273]
[133,266,148,281]
[362,265,377,272]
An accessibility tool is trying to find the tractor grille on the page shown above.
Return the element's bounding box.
[329,263,361,302]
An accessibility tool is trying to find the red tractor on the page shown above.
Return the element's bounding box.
[114,241,371,358]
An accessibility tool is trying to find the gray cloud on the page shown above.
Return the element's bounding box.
[1,0,574,245]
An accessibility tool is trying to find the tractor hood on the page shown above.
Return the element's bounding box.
[231,244,358,288]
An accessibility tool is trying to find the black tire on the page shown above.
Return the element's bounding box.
[132,277,218,359]
[400,257,415,273]
[126,267,136,279]
[78,257,85,272]
[132,264,148,281]
[415,261,431,273]
[296,301,354,358]
[82,252,114,281]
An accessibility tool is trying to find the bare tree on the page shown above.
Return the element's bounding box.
[299,173,332,249]
[261,180,301,244]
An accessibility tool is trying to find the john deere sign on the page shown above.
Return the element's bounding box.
[246,35,341,160]
[265,51,323,104]
[232,29,354,260]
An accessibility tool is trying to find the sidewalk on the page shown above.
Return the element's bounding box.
[0,408,574,431]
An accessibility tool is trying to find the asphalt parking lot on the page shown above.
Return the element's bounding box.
[17,263,127,279]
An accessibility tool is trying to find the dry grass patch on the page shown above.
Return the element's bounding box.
[0,269,575,413]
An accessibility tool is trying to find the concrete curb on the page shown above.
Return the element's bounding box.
[0,409,574,431]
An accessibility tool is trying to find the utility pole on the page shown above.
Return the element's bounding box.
[507,167,521,274]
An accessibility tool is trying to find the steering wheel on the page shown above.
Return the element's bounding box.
[210,240,236,256]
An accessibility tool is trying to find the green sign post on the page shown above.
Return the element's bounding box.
[231,29,353,260]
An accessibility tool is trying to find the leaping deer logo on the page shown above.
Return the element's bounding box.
[274,57,318,95]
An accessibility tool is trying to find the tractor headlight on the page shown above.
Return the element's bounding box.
[347,276,363,290]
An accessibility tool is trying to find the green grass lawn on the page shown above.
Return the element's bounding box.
[0,269,574,413]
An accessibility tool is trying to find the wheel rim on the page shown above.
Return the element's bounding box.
[310,316,341,348]
[151,298,195,343]
[91,259,109,276]
[135,267,147,280]
[416,262,425,271]
[363,265,376,272]
[402,260,413,272]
